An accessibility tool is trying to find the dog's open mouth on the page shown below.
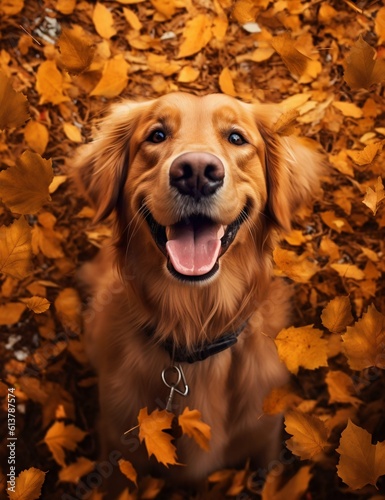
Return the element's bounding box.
[144,207,248,282]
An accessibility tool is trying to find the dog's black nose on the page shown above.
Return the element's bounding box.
[170,152,225,199]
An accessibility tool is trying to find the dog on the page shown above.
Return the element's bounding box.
[74,92,322,495]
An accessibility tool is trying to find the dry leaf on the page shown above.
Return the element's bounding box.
[36,60,70,105]
[63,122,82,142]
[337,420,385,489]
[147,53,180,76]
[344,36,385,90]
[231,0,258,24]
[93,2,117,39]
[362,176,385,215]
[178,407,211,451]
[0,150,53,214]
[342,304,385,370]
[0,71,29,130]
[150,0,176,19]
[0,217,32,279]
[19,296,50,314]
[219,67,236,96]
[330,264,365,281]
[285,410,329,460]
[118,458,138,486]
[177,15,212,59]
[58,457,95,483]
[275,325,328,374]
[24,120,49,154]
[59,26,96,74]
[91,55,129,98]
[347,142,384,166]
[271,33,311,76]
[7,467,46,500]
[178,66,199,83]
[0,0,24,15]
[0,302,26,325]
[332,101,363,119]
[123,7,143,30]
[263,384,302,415]
[320,210,354,233]
[56,0,76,15]
[321,296,353,333]
[262,465,312,500]
[49,175,67,194]
[273,248,319,283]
[54,288,82,334]
[138,407,179,466]
[44,421,86,467]
[326,371,362,407]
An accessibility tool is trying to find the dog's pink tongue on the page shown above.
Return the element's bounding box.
[166,221,224,276]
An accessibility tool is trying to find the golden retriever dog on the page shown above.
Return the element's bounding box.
[74,92,321,495]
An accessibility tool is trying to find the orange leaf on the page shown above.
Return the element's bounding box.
[56,0,76,15]
[0,302,26,325]
[330,263,365,280]
[326,371,362,407]
[91,55,130,98]
[332,101,363,118]
[262,465,312,500]
[58,457,95,483]
[58,26,95,75]
[219,67,236,96]
[344,36,385,90]
[337,420,385,489]
[0,217,32,279]
[118,458,138,486]
[138,408,179,466]
[321,296,353,333]
[362,176,385,215]
[178,407,211,451]
[24,120,49,155]
[177,15,212,59]
[0,71,29,130]
[36,60,70,105]
[54,288,82,334]
[273,248,319,283]
[44,421,87,467]
[7,467,46,500]
[347,142,384,166]
[93,2,117,39]
[20,296,50,314]
[275,325,328,374]
[285,410,329,460]
[342,304,385,370]
[271,33,311,76]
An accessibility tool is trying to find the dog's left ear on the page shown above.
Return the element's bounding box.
[255,105,323,232]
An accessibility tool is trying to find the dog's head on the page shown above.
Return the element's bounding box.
[74,93,321,284]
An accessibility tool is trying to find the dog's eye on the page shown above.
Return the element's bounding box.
[148,129,167,143]
[228,132,247,146]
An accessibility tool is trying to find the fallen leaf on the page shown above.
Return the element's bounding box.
[285,410,329,460]
[93,2,117,39]
[332,101,363,118]
[0,71,29,130]
[321,296,353,333]
[49,175,68,194]
[56,0,76,15]
[59,26,95,74]
[177,15,212,59]
[91,55,130,98]
[275,325,328,374]
[36,60,70,105]
[58,457,95,483]
[0,302,26,325]
[231,0,259,24]
[150,0,176,19]
[24,120,49,154]
[263,384,302,415]
[330,264,365,280]
[178,407,211,451]
[342,304,385,370]
[0,217,32,279]
[344,36,385,90]
[262,465,312,500]
[321,210,354,233]
[219,67,236,96]
[0,150,53,214]
[0,0,24,15]
[178,66,200,83]
[138,408,179,466]
[19,296,50,314]
[44,421,86,467]
[347,142,384,166]
[273,248,319,283]
[7,467,46,500]
[271,33,311,76]
[118,458,138,486]
[326,371,362,407]
[54,288,82,334]
[123,7,143,30]
[337,420,385,489]
[63,122,82,142]
[362,176,385,215]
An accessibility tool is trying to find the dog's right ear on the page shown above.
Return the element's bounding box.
[72,100,150,221]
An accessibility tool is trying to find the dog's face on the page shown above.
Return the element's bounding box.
[75,92,320,284]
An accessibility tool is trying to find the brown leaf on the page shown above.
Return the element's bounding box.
[347,142,384,166]
[342,304,385,370]
[263,384,302,415]
[7,467,46,500]
[321,210,355,233]
[54,288,82,334]
[362,176,385,215]
[273,248,319,283]
[344,36,385,90]
[58,26,96,75]
[178,407,211,451]
[326,371,362,407]
[44,421,87,467]
[24,120,49,154]
[285,410,329,460]
[262,465,312,500]
[20,296,50,314]
[271,33,311,76]
[177,15,212,59]
[0,71,29,130]
[0,150,53,214]
[118,458,138,486]
[0,302,26,325]
[0,217,32,279]
[58,457,95,483]
[321,296,353,333]
[337,420,385,489]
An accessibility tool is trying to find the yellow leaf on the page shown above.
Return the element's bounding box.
[262,465,312,500]
[177,15,212,59]
[91,55,129,98]
[49,175,68,194]
[219,67,236,96]
[285,410,329,460]
[332,101,363,118]
[342,304,385,370]
[0,217,32,279]
[321,296,353,333]
[63,122,82,142]
[0,302,26,325]
[178,66,200,83]
[118,458,138,486]
[178,407,211,451]
[0,150,53,214]
[271,33,311,76]
[0,71,29,130]
[54,288,82,334]
[138,408,179,466]
[337,420,385,489]
[362,176,385,215]
[150,0,176,19]
[147,53,180,76]
[44,421,86,467]
[330,263,365,281]
[56,0,76,15]
[36,60,70,105]
[24,120,49,154]
[58,457,95,483]
[320,210,354,233]
[59,26,95,75]
[326,371,361,407]
[275,325,328,374]
[344,36,385,90]
[7,467,46,500]
[93,2,117,39]
[212,15,228,41]
[347,142,384,166]
[273,248,319,283]
[123,7,143,30]
[20,296,50,314]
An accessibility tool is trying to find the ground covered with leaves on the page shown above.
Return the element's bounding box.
[1,0,385,499]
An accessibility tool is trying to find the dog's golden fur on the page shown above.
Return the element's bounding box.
[74,93,322,494]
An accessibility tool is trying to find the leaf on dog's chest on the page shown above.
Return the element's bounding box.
[273,248,319,283]
[285,410,329,460]
[178,407,211,451]
[138,408,180,466]
[274,325,328,374]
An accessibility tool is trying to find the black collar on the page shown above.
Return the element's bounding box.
[162,321,248,364]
